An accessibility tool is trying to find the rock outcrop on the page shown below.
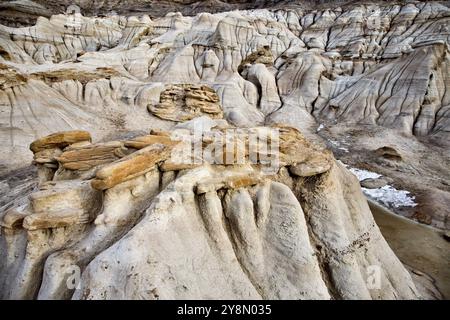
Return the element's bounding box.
[0,1,379,27]
[0,125,420,299]
[0,0,449,300]
[1,2,449,172]
[148,84,223,121]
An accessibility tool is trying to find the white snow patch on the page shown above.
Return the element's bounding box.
[362,186,417,208]
[317,123,325,132]
[346,166,417,208]
[348,167,381,180]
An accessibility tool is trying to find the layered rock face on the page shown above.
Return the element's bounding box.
[0,1,449,300]
[1,0,449,227]
[0,2,449,169]
[0,1,384,26]
[149,84,223,121]
[0,123,420,299]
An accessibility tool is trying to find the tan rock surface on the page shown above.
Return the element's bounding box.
[30,131,92,153]
[148,84,223,122]
[91,142,175,190]
[56,141,123,171]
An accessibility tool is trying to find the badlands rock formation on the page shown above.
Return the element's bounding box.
[0,0,388,27]
[0,0,448,228]
[1,1,449,166]
[0,0,449,299]
[0,123,420,299]
[148,84,223,121]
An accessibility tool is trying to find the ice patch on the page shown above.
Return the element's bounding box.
[346,166,417,208]
[348,167,381,180]
[362,186,417,208]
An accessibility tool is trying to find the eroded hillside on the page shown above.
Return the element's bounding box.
[0,0,449,300]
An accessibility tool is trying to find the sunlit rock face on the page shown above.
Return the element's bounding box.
[0,125,420,300]
[0,0,449,300]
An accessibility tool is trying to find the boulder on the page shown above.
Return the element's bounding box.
[30,131,92,153]
[124,135,177,149]
[360,176,394,189]
[374,146,403,161]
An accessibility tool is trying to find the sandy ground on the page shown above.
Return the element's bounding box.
[370,200,450,299]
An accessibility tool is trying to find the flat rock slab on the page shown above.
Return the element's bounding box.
[30,131,92,153]
[91,143,176,190]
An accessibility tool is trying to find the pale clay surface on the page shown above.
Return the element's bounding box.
[0,123,420,300]
[0,0,449,300]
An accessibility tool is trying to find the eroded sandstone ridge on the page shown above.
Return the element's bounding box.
[1,0,449,228]
[0,122,420,299]
[0,0,449,300]
[1,2,449,168]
